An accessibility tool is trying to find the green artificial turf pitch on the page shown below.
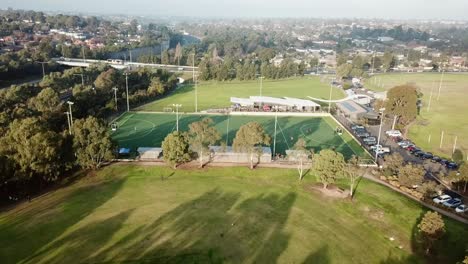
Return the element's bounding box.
[111,112,370,160]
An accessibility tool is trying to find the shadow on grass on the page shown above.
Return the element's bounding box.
[61,189,297,263]
[0,177,126,264]
[302,245,330,264]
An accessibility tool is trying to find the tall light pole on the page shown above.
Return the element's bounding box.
[172,104,182,131]
[82,46,86,63]
[124,72,130,112]
[67,101,74,128]
[375,108,385,163]
[73,73,85,87]
[37,61,49,79]
[437,65,445,101]
[259,76,264,97]
[64,112,72,135]
[328,82,333,113]
[371,48,376,75]
[113,87,119,111]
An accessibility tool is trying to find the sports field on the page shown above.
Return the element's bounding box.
[1,164,467,263]
[112,112,370,160]
[366,73,468,158]
[137,77,345,112]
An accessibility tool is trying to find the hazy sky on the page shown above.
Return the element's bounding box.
[2,0,467,20]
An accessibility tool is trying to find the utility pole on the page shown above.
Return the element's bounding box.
[82,46,86,63]
[273,113,278,158]
[440,131,444,149]
[375,108,385,163]
[124,72,130,112]
[391,115,398,130]
[437,66,445,101]
[453,136,458,154]
[172,104,182,131]
[328,83,333,113]
[64,112,72,135]
[67,101,74,128]
[37,61,49,79]
[113,87,119,111]
[193,53,198,113]
[73,73,85,87]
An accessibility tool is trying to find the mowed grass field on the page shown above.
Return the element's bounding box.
[1,165,467,263]
[112,112,370,160]
[137,77,345,112]
[365,73,468,158]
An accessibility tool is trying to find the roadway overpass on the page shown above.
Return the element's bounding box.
[52,57,198,72]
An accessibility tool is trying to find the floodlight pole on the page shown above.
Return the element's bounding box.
[113,87,119,111]
[74,73,85,87]
[437,66,445,101]
[371,49,375,75]
[37,61,49,79]
[67,101,74,128]
[375,108,385,163]
[193,53,198,113]
[427,81,435,112]
[172,104,182,131]
[440,130,444,149]
[453,136,458,154]
[82,46,86,63]
[124,72,130,112]
[64,112,72,135]
[259,76,264,97]
[273,113,278,158]
[328,83,333,113]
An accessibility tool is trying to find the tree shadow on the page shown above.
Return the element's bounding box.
[0,177,126,264]
[302,245,330,264]
[83,189,296,263]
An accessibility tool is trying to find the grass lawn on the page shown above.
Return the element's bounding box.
[0,165,467,263]
[137,77,345,112]
[112,112,370,160]
[365,73,468,158]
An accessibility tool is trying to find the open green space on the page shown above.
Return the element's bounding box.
[1,164,467,263]
[112,112,370,160]
[137,77,345,112]
[365,73,468,158]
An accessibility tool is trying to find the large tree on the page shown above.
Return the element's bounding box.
[233,122,270,169]
[174,42,183,66]
[288,138,312,180]
[313,149,346,189]
[72,117,114,169]
[398,163,425,188]
[418,211,445,255]
[188,118,221,168]
[162,131,191,169]
[2,117,66,181]
[385,85,418,126]
[384,152,404,176]
[29,87,61,115]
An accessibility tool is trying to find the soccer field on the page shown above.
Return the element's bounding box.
[365,73,468,158]
[112,112,370,160]
[137,77,345,112]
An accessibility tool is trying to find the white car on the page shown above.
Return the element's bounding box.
[433,195,452,204]
[455,204,467,213]
[371,145,390,153]
[386,130,402,137]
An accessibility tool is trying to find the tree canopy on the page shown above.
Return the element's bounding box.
[188,118,221,168]
[162,131,192,169]
[312,149,346,189]
[233,122,270,169]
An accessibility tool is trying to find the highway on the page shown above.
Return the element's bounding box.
[52,57,199,73]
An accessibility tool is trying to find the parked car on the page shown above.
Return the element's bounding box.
[433,195,452,204]
[356,131,370,138]
[422,152,434,160]
[440,159,449,166]
[432,156,442,163]
[398,140,411,147]
[363,137,377,145]
[455,204,468,213]
[413,151,425,158]
[442,198,462,208]
[351,125,365,130]
[407,146,419,152]
[372,145,391,154]
[447,162,459,170]
[386,130,402,137]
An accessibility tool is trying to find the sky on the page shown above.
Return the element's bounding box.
[2,0,468,20]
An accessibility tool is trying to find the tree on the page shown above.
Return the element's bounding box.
[94,68,118,91]
[418,211,445,255]
[2,117,66,181]
[384,152,404,175]
[161,50,170,65]
[449,164,468,192]
[336,63,353,79]
[147,77,165,96]
[419,181,442,200]
[288,138,312,180]
[385,85,418,126]
[162,131,191,169]
[398,163,425,188]
[382,51,396,72]
[345,155,363,198]
[188,118,221,168]
[313,149,346,189]
[174,42,183,66]
[72,117,114,169]
[29,87,61,115]
[233,122,270,169]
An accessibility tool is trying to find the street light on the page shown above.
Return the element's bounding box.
[124,71,130,112]
[67,101,74,128]
[112,87,119,111]
[375,108,385,163]
[172,104,182,131]
[64,111,72,135]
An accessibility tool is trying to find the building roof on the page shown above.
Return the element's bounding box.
[337,100,367,115]
[231,96,320,108]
